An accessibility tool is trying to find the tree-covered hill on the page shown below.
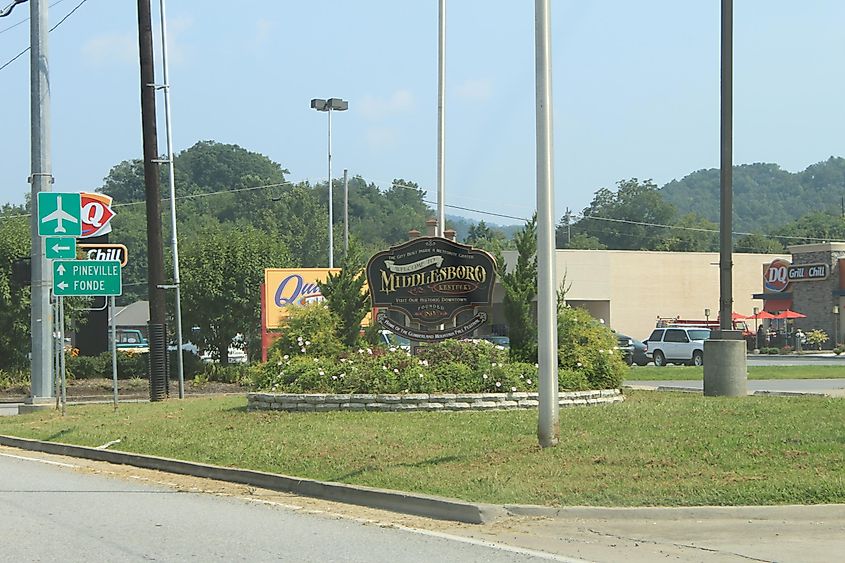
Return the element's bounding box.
[661,157,845,233]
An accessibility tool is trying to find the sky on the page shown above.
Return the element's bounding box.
[2,1,845,226]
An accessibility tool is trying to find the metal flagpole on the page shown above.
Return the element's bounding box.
[157,0,185,398]
[111,296,118,409]
[437,0,446,236]
[535,0,559,447]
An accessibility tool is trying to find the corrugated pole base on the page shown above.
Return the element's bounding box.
[147,322,168,401]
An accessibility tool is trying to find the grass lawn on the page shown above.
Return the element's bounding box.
[625,364,845,381]
[1,391,843,507]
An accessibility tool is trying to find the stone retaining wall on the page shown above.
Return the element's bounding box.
[247,389,623,413]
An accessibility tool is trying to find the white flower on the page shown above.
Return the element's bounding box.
[483,374,488,379]
[305,340,311,346]
[491,362,498,367]
[332,375,338,380]
[358,348,365,354]
[519,374,525,379]
[382,365,387,371]
[276,361,283,366]
[534,363,539,368]
[495,381,501,388]
[511,386,517,392]
[576,362,582,367]
[419,373,424,378]
[339,373,346,378]
[527,379,532,385]
[340,358,347,363]
[297,336,303,343]
[366,348,373,355]
[319,370,325,376]
[599,349,605,354]
[389,347,396,352]
[300,347,306,353]
[393,368,399,374]
[283,355,289,360]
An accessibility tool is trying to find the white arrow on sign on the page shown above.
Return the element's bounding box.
[52,242,71,253]
[57,264,66,275]
[57,282,68,290]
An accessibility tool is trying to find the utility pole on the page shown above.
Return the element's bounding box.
[564,207,572,246]
[137,0,168,400]
[29,0,53,401]
[436,0,446,236]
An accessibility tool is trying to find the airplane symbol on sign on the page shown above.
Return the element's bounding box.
[41,195,79,234]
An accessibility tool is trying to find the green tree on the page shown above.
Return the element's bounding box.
[657,213,719,252]
[495,215,538,362]
[570,178,677,250]
[180,223,291,363]
[319,243,370,347]
[0,214,31,369]
[734,233,785,254]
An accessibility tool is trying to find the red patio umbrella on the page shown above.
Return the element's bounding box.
[752,311,777,320]
[774,309,806,319]
[731,311,748,320]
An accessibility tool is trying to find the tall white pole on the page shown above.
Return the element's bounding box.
[158,0,185,398]
[535,0,559,448]
[110,296,118,409]
[343,168,349,254]
[436,0,446,237]
[29,0,53,401]
[327,107,334,268]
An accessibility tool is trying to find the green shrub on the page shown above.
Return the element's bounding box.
[833,345,845,356]
[66,353,110,379]
[0,368,29,391]
[557,305,626,389]
[269,303,344,360]
[197,362,253,386]
[415,339,509,373]
[806,329,828,350]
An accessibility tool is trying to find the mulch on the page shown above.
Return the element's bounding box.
[0,378,246,402]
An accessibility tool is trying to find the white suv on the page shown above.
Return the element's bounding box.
[645,327,710,366]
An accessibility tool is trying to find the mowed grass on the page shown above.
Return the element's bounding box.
[1,391,843,507]
[625,364,845,381]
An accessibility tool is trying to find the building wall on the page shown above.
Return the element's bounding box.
[501,249,787,341]
[787,243,845,346]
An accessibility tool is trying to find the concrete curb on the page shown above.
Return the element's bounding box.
[0,434,504,525]
[504,503,845,520]
[623,384,839,398]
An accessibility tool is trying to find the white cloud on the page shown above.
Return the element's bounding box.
[359,90,415,120]
[82,33,136,66]
[455,78,493,101]
[254,18,274,48]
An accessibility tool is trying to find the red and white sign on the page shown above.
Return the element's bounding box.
[764,258,791,293]
[79,192,115,239]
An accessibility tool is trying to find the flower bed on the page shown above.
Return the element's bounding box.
[247,389,623,413]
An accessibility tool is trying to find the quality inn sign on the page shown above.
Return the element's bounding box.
[366,237,496,341]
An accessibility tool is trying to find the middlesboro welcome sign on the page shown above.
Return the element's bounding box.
[366,237,496,341]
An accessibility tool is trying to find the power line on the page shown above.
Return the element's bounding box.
[0,0,70,35]
[0,0,86,72]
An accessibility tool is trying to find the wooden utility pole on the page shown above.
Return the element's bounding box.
[137,0,167,399]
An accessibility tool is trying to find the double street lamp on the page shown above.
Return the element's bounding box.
[310,97,348,268]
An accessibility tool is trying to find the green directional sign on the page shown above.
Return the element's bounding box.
[53,260,122,296]
[45,237,77,260]
[37,192,82,236]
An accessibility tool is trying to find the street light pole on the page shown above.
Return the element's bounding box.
[311,98,348,269]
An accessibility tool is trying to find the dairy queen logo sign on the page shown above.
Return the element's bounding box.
[366,237,496,342]
[80,192,116,238]
[764,258,791,293]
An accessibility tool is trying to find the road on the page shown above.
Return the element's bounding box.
[0,451,554,563]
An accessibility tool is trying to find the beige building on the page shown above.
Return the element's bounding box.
[497,249,788,340]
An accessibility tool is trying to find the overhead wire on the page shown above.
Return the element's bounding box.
[0,0,87,72]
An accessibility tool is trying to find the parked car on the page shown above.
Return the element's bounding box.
[114,329,149,354]
[645,327,710,366]
[479,335,510,348]
[379,329,411,351]
[616,333,649,366]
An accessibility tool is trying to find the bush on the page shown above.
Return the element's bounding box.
[779,345,793,355]
[833,345,845,356]
[269,303,344,360]
[557,306,626,389]
[196,362,253,386]
[0,368,29,391]
[806,329,828,350]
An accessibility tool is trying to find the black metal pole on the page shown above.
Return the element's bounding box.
[137,0,167,400]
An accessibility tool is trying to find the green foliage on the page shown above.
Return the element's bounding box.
[833,345,845,356]
[495,215,538,362]
[66,351,149,380]
[805,329,828,350]
[571,178,677,251]
[180,222,290,363]
[319,245,370,347]
[414,338,509,372]
[196,362,253,385]
[557,305,626,390]
[0,368,29,391]
[0,213,31,370]
[268,303,344,360]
